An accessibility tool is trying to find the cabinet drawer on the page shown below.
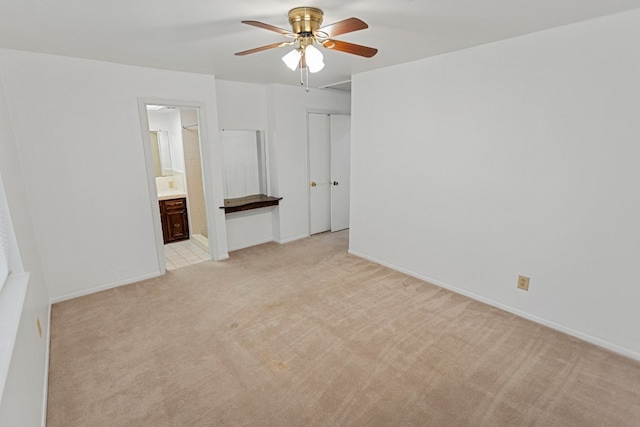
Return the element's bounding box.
[163,198,186,210]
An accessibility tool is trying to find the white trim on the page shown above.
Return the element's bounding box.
[50,271,162,304]
[137,100,168,274]
[348,249,640,363]
[137,98,228,267]
[40,302,52,427]
[0,172,24,291]
[0,272,29,405]
[305,108,345,237]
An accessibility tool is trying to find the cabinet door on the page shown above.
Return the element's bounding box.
[159,198,190,244]
[166,209,189,242]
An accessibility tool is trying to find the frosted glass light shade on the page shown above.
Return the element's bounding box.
[305,45,325,73]
[282,49,301,71]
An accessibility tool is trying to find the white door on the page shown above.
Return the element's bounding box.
[309,113,331,234]
[330,114,350,232]
[308,113,351,235]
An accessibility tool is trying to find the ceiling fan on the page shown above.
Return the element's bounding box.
[235,7,378,75]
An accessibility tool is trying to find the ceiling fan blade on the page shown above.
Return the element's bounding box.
[321,39,378,58]
[318,17,368,37]
[235,42,292,56]
[241,20,291,35]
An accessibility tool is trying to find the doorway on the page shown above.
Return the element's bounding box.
[308,113,351,235]
[140,102,212,271]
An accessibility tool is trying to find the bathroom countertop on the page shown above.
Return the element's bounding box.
[157,190,187,201]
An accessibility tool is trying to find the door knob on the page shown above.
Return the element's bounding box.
[311,181,317,187]
[333,181,339,186]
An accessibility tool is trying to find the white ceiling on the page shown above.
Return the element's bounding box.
[1,0,640,89]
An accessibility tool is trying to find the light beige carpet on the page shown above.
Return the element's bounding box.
[47,231,640,426]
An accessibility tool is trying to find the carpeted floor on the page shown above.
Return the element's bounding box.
[47,231,640,426]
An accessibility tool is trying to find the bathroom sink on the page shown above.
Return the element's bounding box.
[157,190,186,201]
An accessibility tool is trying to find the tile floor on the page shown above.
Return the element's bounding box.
[164,239,210,271]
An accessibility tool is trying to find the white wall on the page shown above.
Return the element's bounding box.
[216,80,270,131]
[148,109,187,194]
[216,80,351,249]
[225,210,274,252]
[0,63,50,426]
[350,9,640,359]
[216,80,274,251]
[0,49,227,302]
[267,84,351,243]
[147,109,186,174]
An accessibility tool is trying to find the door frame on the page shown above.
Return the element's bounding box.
[305,108,348,236]
[138,98,226,273]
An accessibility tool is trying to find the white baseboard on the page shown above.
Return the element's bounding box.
[228,237,274,252]
[275,234,309,245]
[348,249,640,362]
[50,271,163,304]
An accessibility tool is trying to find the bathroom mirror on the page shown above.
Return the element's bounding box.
[150,130,173,177]
[220,130,267,199]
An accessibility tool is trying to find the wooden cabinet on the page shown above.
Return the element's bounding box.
[159,197,189,244]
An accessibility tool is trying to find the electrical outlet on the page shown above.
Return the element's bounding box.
[36,317,42,338]
[517,275,530,291]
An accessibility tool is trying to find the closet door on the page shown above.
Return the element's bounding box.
[309,113,331,235]
[308,113,351,235]
[330,114,350,232]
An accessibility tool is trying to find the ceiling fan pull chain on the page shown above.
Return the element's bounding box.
[299,64,304,87]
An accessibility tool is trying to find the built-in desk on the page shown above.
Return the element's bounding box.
[220,194,282,214]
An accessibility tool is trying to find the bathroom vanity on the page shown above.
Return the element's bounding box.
[159,197,189,244]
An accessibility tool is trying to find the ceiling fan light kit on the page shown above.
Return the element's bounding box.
[282,48,302,71]
[304,45,325,73]
[236,6,377,90]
